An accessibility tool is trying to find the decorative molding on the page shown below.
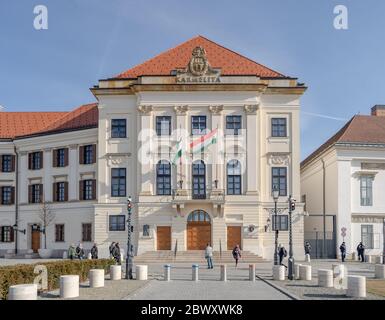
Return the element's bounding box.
[361,163,385,170]
[244,104,259,114]
[268,154,290,166]
[69,144,78,150]
[174,105,189,115]
[352,216,385,223]
[106,153,131,166]
[209,105,224,114]
[19,151,28,156]
[43,147,52,152]
[137,105,153,115]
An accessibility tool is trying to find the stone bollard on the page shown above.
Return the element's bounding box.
[365,255,372,263]
[318,269,333,288]
[164,264,171,281]
[8,284,38,300]
[351,252,357,261]
[62,251,68,259]
[89,269,105,288]
[110,265,122,280]
[220,264,227,282]
[87,253,92,260]
[136,265,148,280]
[192,264,199,281]
[60,275,79,299]
[375,264,385,279]
[332,264,347,278]
[294,264,302,280]
[273,265,285,281]
[375,256,383,264]
[305,254,311,263]
[299,265,312,281]
[346,275,366,298]
[249,264,256,282]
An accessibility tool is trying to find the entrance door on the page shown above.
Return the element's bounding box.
[157,226,171,250]
[227,226,242,250]
[187,210,211,250]
[192,161,206,199]
[31,229,41,253]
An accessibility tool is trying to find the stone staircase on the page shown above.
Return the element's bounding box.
[134,250,265,263]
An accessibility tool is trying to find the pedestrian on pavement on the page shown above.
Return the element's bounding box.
[232,244,241,268]
[357,242,365,262]
[112,242,121,265]
[68,243,76,260]
[91,243,98,259]
[205,243,213,269]
[304,242,311,256]
[278,244,287,267]
[339,242,346,262]
[109,242,116,259]
[75,243,85,260]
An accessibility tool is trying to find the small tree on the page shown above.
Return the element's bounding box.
[38,200,55,249]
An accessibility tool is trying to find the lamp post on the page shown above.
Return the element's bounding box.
[125,196,133,280]
[272,185,280,265]
[288,195,296,280]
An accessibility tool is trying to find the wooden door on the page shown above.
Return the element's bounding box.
[227,226,241,250]
[31,230,40,253]
[187,222,211,250]
[157,226,171,250]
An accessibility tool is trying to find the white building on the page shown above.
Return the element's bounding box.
[301,105,385,258]
[0,36,306,259]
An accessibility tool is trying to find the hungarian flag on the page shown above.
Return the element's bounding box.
[172,138,183,165]
[190,128,218,154]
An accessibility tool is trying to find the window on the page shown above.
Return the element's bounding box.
[1,186,14,205]
[226,116,242,135]
[227,160,241,195]
[1,155,13,172]
[156,116,171,136]
[111,168,126,197]
[272,167,287,196]
[84,145,94,165]
[82,223,92,242]
[361,225,374,249]
[143,224,150,237]
[111,119,127,138]
[0,226,14,242]
[29,152,43,170]
[81,180,95,200]
[272,215,289,231]
[192,160,206,199]
[55,148,67,167]
[156,161,171,195]
[191,116,207,135]
[55,224,65,242]
[360,175,373,206]
[271,118,287,137]
[54,182,67,202]
[109,215,126,231]
[29,184,42,203]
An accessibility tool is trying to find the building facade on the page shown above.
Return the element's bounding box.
[0,36,306,259]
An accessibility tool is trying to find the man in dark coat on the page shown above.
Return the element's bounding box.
[112,242,121,265]
[91,243,98,259]
[278,244,287,267]
[339,242,346,262]
[357,242,365,262]
[304,242,311,255]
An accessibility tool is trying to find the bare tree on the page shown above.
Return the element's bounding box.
[38,200,55,249]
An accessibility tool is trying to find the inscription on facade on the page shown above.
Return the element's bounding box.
[361,162,385,170]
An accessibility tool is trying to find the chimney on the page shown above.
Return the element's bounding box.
[371,105,385,116]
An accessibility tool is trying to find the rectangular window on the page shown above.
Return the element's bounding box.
[191,116,207,135]
[361,224,374,249]
[55,224,65,242]
[111,119,127,138]
[111,168,126,197]
[272,215,289,231]
[84,145,94,165]
[271,118,287,137]
[82,223,92,242]
[156,162,171,195]
[30,152,42,170]
[272,167,287,196]
[56,182,66,202]
[360,175,373,206]
[156,116,172,136]
[1,187,13,205]
[226,116,242,135]
[30,184,42,203]
[0,226,14,242]
[83,180,95,200]
[57,149,66,167]
[227,175,241,195]
[109,215,126,231]
[2,155,13,172]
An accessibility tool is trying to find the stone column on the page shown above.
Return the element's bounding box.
[19,151,28,204]
[174,105,189,190]
[244,105,259,195]
[43,148,52,202]
[68,145,78,201]
[209,105,224,190]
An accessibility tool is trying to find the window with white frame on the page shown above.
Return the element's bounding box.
[360,175,373,206]
[361,224,374,249]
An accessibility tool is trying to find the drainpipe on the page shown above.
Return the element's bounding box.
[13,144,19,254]
[321,158,326,259]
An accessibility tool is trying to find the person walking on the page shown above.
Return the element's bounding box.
[205,243,213,269]
[339,242,347,262]
[76,243,85,260]
[68,243,76,260]
[109,242,116,259]
[304,242,311,256]
[112,242,121,265]
[278,244,287,268]
[357,242,365,262]
[91,243,98,259]
[232,244,241,268]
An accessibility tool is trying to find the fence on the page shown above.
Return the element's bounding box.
[304,231,336,259]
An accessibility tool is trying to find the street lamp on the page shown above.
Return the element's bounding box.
[125,196,134,280]
[272,185,280,265]
[12,224,26,235]
[288,195,296,280]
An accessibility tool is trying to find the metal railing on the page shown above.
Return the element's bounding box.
[171,188,225,202]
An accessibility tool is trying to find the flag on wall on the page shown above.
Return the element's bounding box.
[190,128,218,154]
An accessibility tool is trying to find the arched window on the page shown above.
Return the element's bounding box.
[227,160,241,195]
[156,160,171,195]
[192,160,206,199]
[187,210,210,222]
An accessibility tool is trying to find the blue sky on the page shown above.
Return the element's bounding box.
[1,0,385,160]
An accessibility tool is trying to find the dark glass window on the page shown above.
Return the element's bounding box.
[111,168,126,197]
[31,184,41,203]
[82,223,92,242]
[31,152,42,170]
[0,226,13,242]
[111,119,127,138]
[57,182,66,202]
[55,224,65,242]
[84,145,94,165]
[192,160,206,199]
[360,176,373,206]
[84,180,94,200]
[227,160,241,195]
[272,215,289,231]
[156,116,171,136]
[57,149,66,167]
[271,118,287,137]
[226,116,242,135]
[109,215,126,231]
[361,225,374,249]
[156,161,171,195]
[1,187,12,205]
[191,116,207,135]
[2,155,12,172]
[272,167,287,196]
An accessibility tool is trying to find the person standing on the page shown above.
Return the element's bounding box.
[109,242,116,259]
[339,242,346,262]
[112,242,121,265]
[91,243,98,259]
[68,243,76,260]
[232,244,241,268]
[304,242,311,256]
[76,243,85,260]
[357,242,365,262]
[205,243,213,269]
[278,244,287,267]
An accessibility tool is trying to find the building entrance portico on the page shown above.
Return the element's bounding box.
[187,210,211,250]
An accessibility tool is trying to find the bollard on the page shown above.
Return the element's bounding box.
[294,264,302,280]
[62,251,68,259]
[375,256,383,264]
[110,265,122,280]
[305,254,311,263]
[375,264,385,279]
[164,264,171,281]
[332,264,347,279]
[249,264,256,282]
[89,269,105,288]
[220,264,227,282]
[318,269,333,288]
[273,265,285,281]
[365,255,372,263]
[192,264,199,281]
[8,284,38,300]
[351,252,357,261]
[299,265,312,281]
[60,275,79,298]
[136,265,148,280]
[346,275,366,298]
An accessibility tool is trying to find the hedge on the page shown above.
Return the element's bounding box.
[0,259,115,300]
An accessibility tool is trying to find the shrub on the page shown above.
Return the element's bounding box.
[0,259,115,300]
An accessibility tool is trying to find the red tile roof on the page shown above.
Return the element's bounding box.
[115,35,286,79]
[0,103,98,140]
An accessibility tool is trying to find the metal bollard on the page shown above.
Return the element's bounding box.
[220,264,227,282]
[249,264,256,282]
[192,264,199,281]
[164,264,171,281]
